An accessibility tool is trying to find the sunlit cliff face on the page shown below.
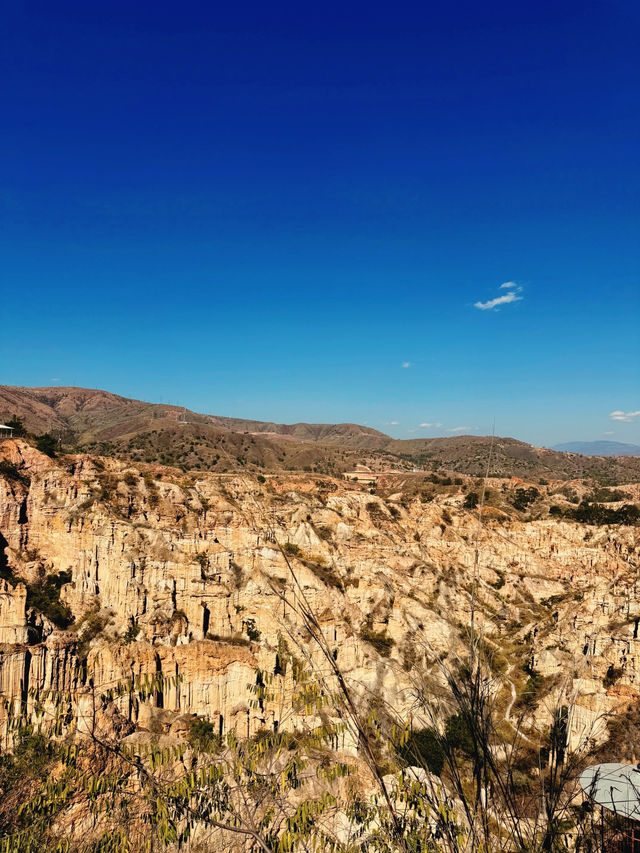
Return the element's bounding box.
[0,437,639,756]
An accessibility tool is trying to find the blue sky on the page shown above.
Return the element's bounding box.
[1,0,638,447]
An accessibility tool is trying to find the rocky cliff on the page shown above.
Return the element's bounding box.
[0,438,639,779]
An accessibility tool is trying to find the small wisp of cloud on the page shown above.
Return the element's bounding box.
[401,361,411,368]
[448,426,469,433]
[610,410,640,422]
[420,421,442,428]
[474,281,523,311]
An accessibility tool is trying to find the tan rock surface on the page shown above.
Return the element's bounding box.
[0,438,638,759]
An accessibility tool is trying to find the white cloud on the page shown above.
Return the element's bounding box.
[388,420,399,426]
[474,282,523,311]
[401,361,411,368]
[604,431,615,435]
[610,410,640,422]
[420,421,442,428]
[449,426,469,433]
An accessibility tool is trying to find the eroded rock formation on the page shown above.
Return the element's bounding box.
[0,438,638,760]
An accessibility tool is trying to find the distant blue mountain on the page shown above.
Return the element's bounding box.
[553,441,640,457]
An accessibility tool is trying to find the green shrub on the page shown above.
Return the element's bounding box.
[75,607,109,660]
[511,487,539,512]
[244,618,261,642]
[35,433,57,458]
[572,501,640,526]
[97,473,118,501]
[445,713,475,756]
[517,670,546,710]
[123,622,141,644]
[397,727,445,776]
[589,488,628,503]
[6,415,27,437]
[0,730,57,794]
[187,717,221,752]
[26,570,73,628]
[463,492,479,509]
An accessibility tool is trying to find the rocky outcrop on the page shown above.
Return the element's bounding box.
[0,438,637,758]
[0,580,28,644]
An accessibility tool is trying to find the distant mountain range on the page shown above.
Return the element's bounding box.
[2,385,640,482]
[552,441,640,457]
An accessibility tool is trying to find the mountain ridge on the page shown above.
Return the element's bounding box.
[553,440,640,457]
[2,385,640,482]
[0,386,388,447]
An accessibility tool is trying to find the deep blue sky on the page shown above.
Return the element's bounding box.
[1,1,638,446]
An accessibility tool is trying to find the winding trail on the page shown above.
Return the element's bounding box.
[504,672,517,723]
[502,665,535,745]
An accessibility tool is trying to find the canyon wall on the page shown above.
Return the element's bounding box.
[0,438,638,758]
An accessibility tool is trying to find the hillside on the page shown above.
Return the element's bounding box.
[385,434,640,482]
[0,437,638,850]
[0,386,386,446]
[2,385,640,482]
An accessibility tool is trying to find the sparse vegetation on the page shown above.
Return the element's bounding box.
[572,500,640,525]
[511,487,539,511]
[396,726,445,775]
[463,491,479,509]
[35,433,58,457]
[5,415,27,437]
[25,569,73,628]
[244,618,261,642]
[186,717,221,752]
[360,623,394,657]
[122,621,141,644]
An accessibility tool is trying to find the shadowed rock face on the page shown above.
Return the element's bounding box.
[0,438,638,758]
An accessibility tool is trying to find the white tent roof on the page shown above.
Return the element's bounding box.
[580,763,640,820]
